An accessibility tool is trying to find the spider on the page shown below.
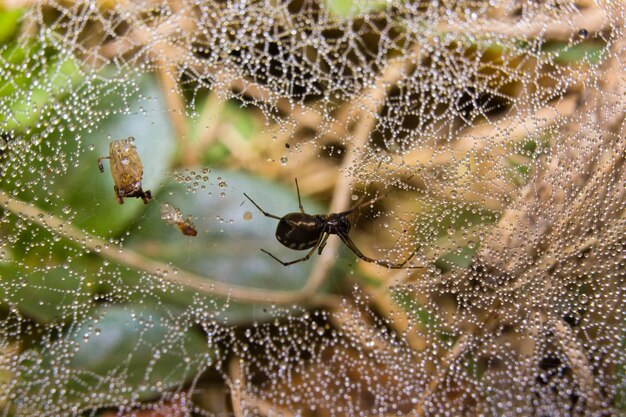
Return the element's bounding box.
[244,180,421,269]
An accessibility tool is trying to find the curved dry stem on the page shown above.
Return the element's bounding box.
[156,61,192,166]
[552,318,598,409]
[0,191,339,307]
[439,5,610,41]
[415,334,471,417]
[302,55,415,294]
[228,357,245,417]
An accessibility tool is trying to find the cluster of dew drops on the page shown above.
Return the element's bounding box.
[0,0,624,416]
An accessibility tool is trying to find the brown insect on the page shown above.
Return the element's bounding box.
[160,203,198,236]
[98,138,152,204]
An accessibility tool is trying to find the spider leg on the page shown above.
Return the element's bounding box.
[317,233,330,255]
[244,193,281,220]
[295,178,305,213]
[261,234,326,266]
[97,156,110,173]
[339,233,422,269]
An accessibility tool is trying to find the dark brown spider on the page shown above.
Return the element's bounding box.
[244,180,421,269]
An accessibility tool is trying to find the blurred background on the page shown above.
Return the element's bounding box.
[0,0,624,416]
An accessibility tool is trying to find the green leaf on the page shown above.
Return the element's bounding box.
[541,40,607,65]
[124,170,331,323]
[10,75,176,237]
[69,305,210,395]
[14,304,212,414]
[0,263,94,323]
[325,0,389,18]
[415,200,498,242]
[0,75,175,323]
[0,8,23,44]
[3,56,86,131]
[435,244,479,273]
[60,77,175,235]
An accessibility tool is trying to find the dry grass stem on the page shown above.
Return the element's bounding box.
[368,288,428,352]
[415,334,471,416]
[440,5,610,41]
[156,63,192,166]
[552,319,598,409]
[302,54,417,295]
[0,191,341,306]
[329,301,394,353]
[227,357,245,417]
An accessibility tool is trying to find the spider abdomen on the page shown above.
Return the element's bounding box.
[276,213,324,250]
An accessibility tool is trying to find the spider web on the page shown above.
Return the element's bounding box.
[0,0,625,416]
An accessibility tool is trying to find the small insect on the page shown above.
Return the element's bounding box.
[244,179,421,268]
[98,138,152,204]
[160,203,198,236]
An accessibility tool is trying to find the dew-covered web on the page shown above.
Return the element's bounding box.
[0,0,625,415]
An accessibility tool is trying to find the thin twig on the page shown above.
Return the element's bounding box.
[227,357,245,417]
[156,62,192,166]
[552,318,597,409]
[150,0,191,156]
[303,55,416,295]
[415,334,470,417]
[439,5,609,41]
[227,356,296,417]
[0,191,339,307]
[329,300,394,353]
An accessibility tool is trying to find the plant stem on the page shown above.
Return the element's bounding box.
[0,191,339,307]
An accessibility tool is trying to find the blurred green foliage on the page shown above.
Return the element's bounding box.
[325,0,388,18]
[0,18,342,411]
[0,8,23,44]
[14,304,211,410]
